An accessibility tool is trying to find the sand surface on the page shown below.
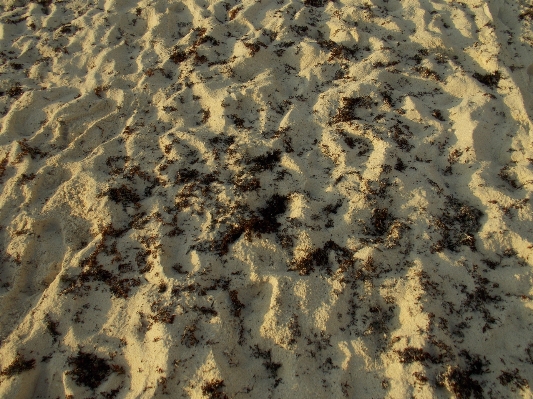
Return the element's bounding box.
[1,0,533,397]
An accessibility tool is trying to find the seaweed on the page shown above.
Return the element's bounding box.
[60,224,139,299]
[94,85,110,98]
[519,7,533,20]
[259,193,288,222]
[370,208,390,236]
[181,324,199,347]
[413,66,441,81]
[331,96,373,124]
[45,314,61,343]
[7,85,23,97]
[229,6,243,20]
[290,25,309,36]
[463,275,501,317]
[437,366,484,399]
[230,114,246,128]
[0,354,36,377]
[67,351,112,389]
[323,199,343,215]
[394,157,406,172]
[18,173,36,186]
[430,196,483,252]
[176,168,200,184]
[247,150,281,173]
[149,304,175,324]
[290,240,351,275]
[5,16,28,24]
[229,290,245,317]
[106,155,130,176]
[13,139,47,163]
[432,109,445,121]
[391,124,413,152]
[317,40,357,61]
[106,185,140,206]
[101,387,123,399]
[244,41,267,56]
[170,49,188,64]
[340,133,370,155]
[202,379,228,399]
[498,369,529,391]
[413,372,428,384]
[209,135,235,148]
[201,108,210,124]
[373,61,399,68]
[291,246,328,275]
[194,305,218,317]
[472,71,501,89]
[109,278,141,298]
[0,152,9,183]
[380,91,394,107]
[288,314,301,344]
[304,0,334,6]
[396,347,431,363]
[250,345,282,381]
[234,175,260,192]
[215,224,246,255]
[498,165,519,189]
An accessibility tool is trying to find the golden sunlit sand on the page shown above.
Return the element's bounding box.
[0,0,533,398]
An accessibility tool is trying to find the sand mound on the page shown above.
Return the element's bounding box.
[1,0,533,398]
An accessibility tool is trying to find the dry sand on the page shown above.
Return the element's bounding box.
[1,0,533,397]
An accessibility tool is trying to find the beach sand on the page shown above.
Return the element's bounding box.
[1,0,533,397]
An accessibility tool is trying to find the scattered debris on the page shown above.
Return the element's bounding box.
[0,354,36,377]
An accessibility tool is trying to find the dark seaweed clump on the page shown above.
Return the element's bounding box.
[67,351,112,389]
[304,0,334,7]
[7,85,24,97]
[396,347,431,363]
[370,208,390,236]
[317,40,357,61]
[0,152,10,183]
[106,185,140,206]
[391,124,413,152]
[472,71,501,89]
[214,194,289,255]
[519,7,533,20]
[175,168,200,184]
[251,345,282,384]
[229,290,245,317]
[247,150,281,173]
[290,240,352,275]
[331,96,373,124]
[0,354,36,377]
[498,369,529,391]
[431,197,483,253]
[202,379,228,399]
[45,314,61,343]
[437,366,484,399]
[413,66,441,81]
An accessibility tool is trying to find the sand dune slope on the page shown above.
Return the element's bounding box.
[1,0,533,398]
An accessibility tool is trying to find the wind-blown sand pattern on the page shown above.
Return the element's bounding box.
[1,0,533,397]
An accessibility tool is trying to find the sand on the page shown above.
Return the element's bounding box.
[0,0,533,398]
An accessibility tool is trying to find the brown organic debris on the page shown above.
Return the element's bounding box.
[0,354,36,377]
[67,351,113,389]
[331,96,373,124]
[473,70,501,88]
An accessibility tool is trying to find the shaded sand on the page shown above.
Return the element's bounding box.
[1,0,533,398]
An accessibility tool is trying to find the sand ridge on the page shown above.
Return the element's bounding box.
[0,0,533,398]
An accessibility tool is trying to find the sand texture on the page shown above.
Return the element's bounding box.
[1,0,533,397]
